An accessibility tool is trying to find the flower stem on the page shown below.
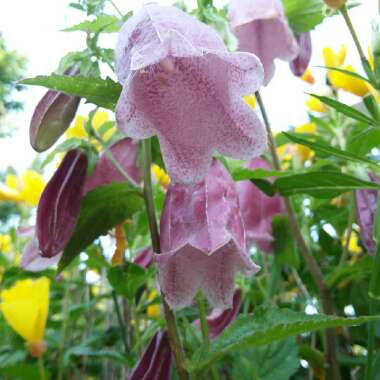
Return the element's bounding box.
[340,5,376,85]
[112,290,129,353]
[141,138,189,380]
[38,356,46,380]
[365,298,376,380]
[255,90,341,380]
[196,294,210,346]
[108,0,123,18]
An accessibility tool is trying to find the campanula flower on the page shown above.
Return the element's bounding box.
[115,4,266,184]
[156,160,259,309]
[236,158,285,253]
[1,277,50,357]
[228,0,298,84]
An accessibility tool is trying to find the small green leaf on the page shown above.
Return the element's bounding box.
[231,167,288,181]
[308,94,377,126]
[63,14,121,33]
[21,75,122,110]
[188,307,380,372]
[58,183,144,272]
[283,132,379,167]
[283,0,324,33]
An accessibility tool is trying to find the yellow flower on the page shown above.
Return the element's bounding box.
[0,171,45,207]
[152,164,170,188]
[295,123,317,161]
[242,94,256,109]
[147,290,160,318]
[342,233,362,256]
[323,45,369,97]
[65,111,116,149]
[0,234,12,253]
[305,96,328,113]
[1,277,50,356]
[301,68,316,85]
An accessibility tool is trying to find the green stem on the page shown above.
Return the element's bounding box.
[141,139,189,380]
[108,0,123,17]
[340,5,376,85]
[196,294,210,346]
[112,291,129,353]
[38,356,46,380]
[365,299,376,380]
[255,91,341,380]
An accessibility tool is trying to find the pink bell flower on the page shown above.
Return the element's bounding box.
[115,4,266,184]
[236,157,285,253]
[228,0,299,85]
[156,160,259,310]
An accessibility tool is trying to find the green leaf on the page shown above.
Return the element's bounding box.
[283,132,379,167]
[283,0,324,33]
[188,307,380,372]
[231,167,288,181]
[308,94,377,126]
[274,171,380,198]
[63,14,121,33]
[58,183,144,272]
[231,339,299,380]
[316,65,372,85]
[0,365,49,380]
[20,75,122,110]
[348,126,380,156]
[107,263,148,300]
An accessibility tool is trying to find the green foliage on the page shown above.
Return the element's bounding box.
[63,14,122,33]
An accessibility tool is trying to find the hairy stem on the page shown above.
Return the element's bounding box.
[141,139,189,380]
[255,91,341,380]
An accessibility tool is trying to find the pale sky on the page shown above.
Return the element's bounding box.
[0,0,376,172]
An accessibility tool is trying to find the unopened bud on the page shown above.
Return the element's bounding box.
[290,33,312,77]
[324,0,346,9]
[27,341,47,358]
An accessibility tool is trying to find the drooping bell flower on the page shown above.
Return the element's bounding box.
[228,0,299,85]
[194,289,242,339]
[355,173,379,255]
[129,331,172,380]
[37,149,88,258]
[115,4,266,184]
[156,160,259,309]
[84,137,140,193]
[236,157,285,253]
[0,277,50,357]
[290,33,312,77]
[29,66,81,152]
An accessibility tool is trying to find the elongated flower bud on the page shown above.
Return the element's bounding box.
[37,150,88,257]
[133,247,154,269]
[29,66,80,152]
[355,173,379,255]
[129,331,172,380]
[324,0,346,9]
[290,33,312,77]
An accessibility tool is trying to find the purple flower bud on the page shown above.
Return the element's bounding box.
[228,0,299,85]
[129,331,172,380]
[236,157,285,253]
[289,33,312,77]
[194,289,242,339]
[133,247,154,269]
[355,173,379,255]
[84,138,140,193]
[29,66,81,152]
[37,150,88,258]
[156,159,259,310]
[115,4,266,184]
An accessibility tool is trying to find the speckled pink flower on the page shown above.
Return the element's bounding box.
[156,160,259,310]
[236,157,285,253]
[115,4,266,184]
[228,0,299,85]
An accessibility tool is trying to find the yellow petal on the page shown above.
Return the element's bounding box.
[92,111,109,130]
[1,277,50,343]
[152,164,170,188]
[5,174,20,191]
[65,115,88,139]
[147,290,160,318]
[295,122,317,134]
[305,97,328,113]
[0,184,22,202]
[0,234,12,253]
[20,170,46,207]
[330,65,370,97]
[301,68,315,85]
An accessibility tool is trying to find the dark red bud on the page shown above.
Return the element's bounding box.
[29,66,81,152]
[133,247,154,269]
[290,32,312,77]
[129,331,172,380]
[37,149,88,257]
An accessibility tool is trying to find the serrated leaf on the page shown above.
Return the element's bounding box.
[308,94,377,126]
[21,75,122,110]
[63,14,121,33]
[58,183,144,272]
[283,132,379,167]
[188,307,380,372]
[283,0,324,33]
